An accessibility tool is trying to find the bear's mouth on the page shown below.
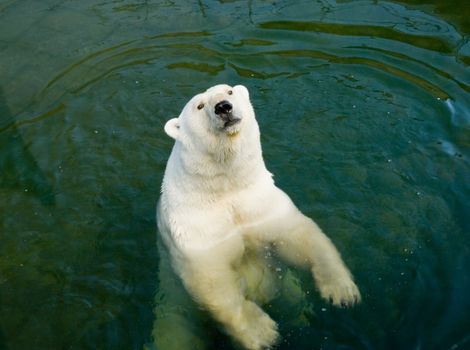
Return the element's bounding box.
[223,116,241,128]
[217,111,241,129]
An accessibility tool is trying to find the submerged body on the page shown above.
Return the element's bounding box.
[155,84,360,350]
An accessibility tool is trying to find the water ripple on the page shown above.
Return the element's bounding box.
[259,20,455,53]
[1,1,469,350]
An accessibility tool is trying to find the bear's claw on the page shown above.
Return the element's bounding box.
[318,277,361,307]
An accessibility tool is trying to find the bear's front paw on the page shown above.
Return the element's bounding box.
[317,276,361,308]
[235,301,279,350]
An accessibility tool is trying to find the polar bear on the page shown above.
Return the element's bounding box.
[153,84,360,350]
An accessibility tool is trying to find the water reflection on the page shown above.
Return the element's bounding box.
[0,293,7,350]
[396,0,470,33]
[0,88,55,204]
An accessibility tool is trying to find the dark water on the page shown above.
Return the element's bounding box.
[0,1,469,349]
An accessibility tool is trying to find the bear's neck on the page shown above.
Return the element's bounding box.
[163,125,271,197]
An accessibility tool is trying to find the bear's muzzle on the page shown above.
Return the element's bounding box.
[215,100,241,128]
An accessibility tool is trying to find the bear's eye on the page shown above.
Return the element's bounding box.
[228,90,233,95]
[197,103,204,110]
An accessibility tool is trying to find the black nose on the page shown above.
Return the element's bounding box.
[214,100,232,115]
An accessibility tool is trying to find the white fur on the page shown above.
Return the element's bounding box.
[155,84,360,350]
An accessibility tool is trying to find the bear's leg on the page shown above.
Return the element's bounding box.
[238,248,279,305]
[271,212,361,307]
[152,244,209,350]
[177,258,279,350]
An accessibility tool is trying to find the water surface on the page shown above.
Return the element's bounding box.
[0,1,469,349]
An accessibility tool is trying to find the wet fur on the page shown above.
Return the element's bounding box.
[153,84,361,350]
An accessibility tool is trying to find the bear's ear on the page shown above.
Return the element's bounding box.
[164,118,180,140]
[233,85,250,99]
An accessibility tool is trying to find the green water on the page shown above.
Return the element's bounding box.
[0,0,469,349]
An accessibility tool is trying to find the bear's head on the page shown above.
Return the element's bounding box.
[164,84,255,143]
